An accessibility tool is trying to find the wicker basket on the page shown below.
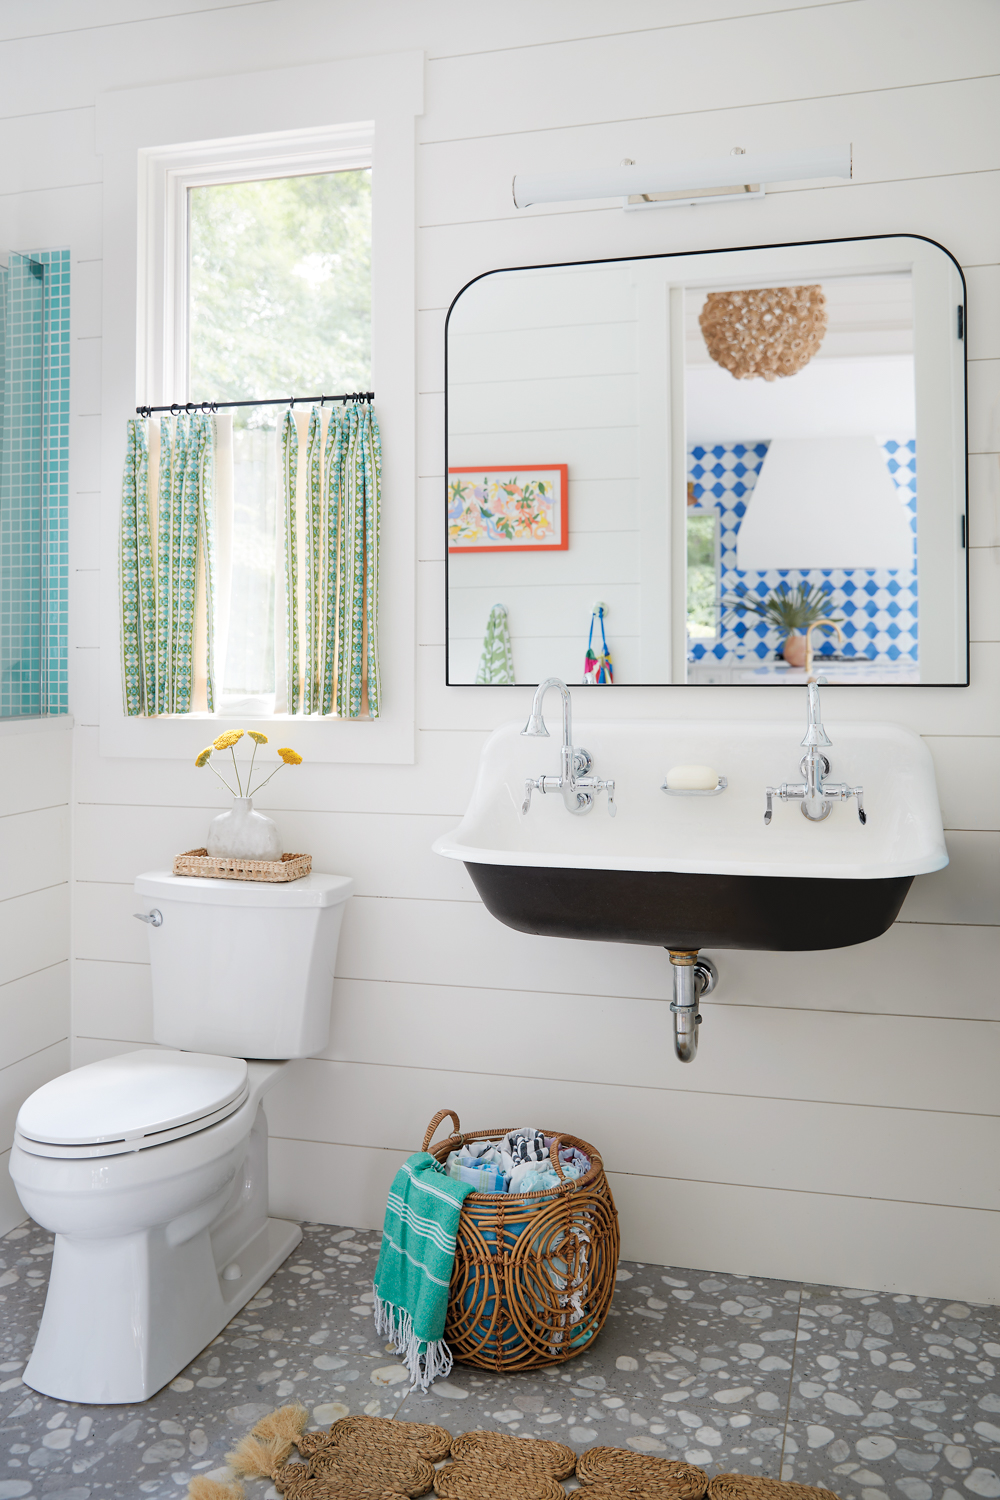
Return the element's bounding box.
[422,1108,619,1372]
[172,848,312,882]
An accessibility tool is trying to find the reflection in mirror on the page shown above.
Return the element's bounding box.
[445,237,967,686]
[686,271,918,683]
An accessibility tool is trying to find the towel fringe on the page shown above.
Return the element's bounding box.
[372,1286,454,1391]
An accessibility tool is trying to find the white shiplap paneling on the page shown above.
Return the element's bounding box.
[0,0,992,1294]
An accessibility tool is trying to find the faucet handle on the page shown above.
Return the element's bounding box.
[521,776,542,815]
[853,786,867,825]
[764,788,774,826]
[605,779,616,818]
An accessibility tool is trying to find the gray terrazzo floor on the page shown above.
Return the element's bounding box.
[0,1217,997,1498]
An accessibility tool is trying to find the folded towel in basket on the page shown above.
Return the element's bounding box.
[446,1146,508,1194]
[373,1152,474,1390]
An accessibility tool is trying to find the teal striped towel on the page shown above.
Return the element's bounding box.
[372,1152,474,1389]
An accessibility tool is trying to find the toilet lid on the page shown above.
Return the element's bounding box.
[16,1050,250,1159]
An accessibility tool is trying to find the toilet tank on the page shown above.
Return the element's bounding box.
[134,871,353,1059]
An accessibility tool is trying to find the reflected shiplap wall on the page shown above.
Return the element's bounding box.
[448,263,647,685]
[0,0,996,1297]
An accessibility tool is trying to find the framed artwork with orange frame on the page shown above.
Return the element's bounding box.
[448,464,569,553]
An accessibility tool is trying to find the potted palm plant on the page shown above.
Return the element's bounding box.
[722,582,843,667]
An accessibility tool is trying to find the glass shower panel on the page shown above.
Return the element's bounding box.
[0,252,45,718]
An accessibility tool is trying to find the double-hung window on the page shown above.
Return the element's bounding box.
[187,167,371,715]
[130,128,375,721]
[102,54,421,762]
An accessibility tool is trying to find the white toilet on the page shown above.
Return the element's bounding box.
[9,869,352,1406]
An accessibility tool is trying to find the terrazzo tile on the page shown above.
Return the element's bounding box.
[780,1284,1000,1498]
[396,1263,802,1478]
[0,1215,995,1500]
[0,1219,397,1497]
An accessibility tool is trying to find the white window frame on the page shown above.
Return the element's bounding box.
[97,52,422,763]
[141,124,374,409]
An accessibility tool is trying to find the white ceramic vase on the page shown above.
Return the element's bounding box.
[207,797,282,861]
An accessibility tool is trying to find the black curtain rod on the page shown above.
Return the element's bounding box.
[135,391,375,418]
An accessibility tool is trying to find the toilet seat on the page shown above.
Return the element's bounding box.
[15,1049,250,1160]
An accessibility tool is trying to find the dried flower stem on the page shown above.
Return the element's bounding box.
[248,764,284,798]
[205,759,237,797]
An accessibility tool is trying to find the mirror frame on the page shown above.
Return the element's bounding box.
[444,234,969,688]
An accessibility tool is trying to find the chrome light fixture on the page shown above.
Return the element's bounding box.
[511,143,852,211]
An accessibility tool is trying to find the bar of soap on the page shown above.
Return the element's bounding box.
[665,763,719,790]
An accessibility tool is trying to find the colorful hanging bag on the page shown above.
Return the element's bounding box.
[583,605,613,685]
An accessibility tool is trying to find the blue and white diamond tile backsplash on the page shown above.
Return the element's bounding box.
[687,440,918,665]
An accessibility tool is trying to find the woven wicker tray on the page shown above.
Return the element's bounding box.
[172,848,312,882]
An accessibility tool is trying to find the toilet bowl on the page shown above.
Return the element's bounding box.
[8,869,353,1405]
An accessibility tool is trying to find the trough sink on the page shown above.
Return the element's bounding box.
[433,718,947,952]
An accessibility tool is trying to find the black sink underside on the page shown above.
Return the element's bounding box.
[464,862,913,952]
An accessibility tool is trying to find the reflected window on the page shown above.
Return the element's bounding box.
[686,512,719,644]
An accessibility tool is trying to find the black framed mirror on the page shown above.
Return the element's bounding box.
[445,234,968,687]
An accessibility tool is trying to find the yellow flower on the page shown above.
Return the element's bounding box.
[195,747,213,767]
[213,729,244,750]
[278,747,303,765]
[247,731,268,745]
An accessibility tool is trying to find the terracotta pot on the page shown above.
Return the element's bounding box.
[782,632,807,667]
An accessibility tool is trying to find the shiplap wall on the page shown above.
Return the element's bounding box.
[0,722,71,1233]
[0,0,996,1298]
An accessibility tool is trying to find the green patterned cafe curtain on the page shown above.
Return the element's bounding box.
[476,603,515,685]
[121,401,380,719]
[280,401,382,718]
[119,412,216,716]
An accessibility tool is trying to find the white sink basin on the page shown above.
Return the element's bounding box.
[433,718,947,953]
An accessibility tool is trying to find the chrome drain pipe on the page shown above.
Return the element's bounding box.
[668,950,718,1063]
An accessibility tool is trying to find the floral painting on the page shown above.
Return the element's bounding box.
[448,464,569,553]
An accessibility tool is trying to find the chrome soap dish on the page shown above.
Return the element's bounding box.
[661,774,728,797]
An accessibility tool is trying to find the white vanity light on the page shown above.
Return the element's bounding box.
[511,144,851,211]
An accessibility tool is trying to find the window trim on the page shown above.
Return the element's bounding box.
[97,52,422,763]
[140,124,374,409]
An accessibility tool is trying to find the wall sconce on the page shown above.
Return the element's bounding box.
[511,144,852,211]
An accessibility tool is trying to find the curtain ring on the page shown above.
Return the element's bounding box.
[289,396,296,410]
[170,404,181,417]
[320,394,326,407]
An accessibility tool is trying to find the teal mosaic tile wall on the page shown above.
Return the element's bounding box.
[0,248,69,718]
[38,248,70,715]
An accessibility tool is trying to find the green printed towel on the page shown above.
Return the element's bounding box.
[373,1152,474,1389]
[475,602,515,684]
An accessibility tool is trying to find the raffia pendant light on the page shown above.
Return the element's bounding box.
[699,284,827,381]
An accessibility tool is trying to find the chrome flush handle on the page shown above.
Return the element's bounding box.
[133,909,163,927]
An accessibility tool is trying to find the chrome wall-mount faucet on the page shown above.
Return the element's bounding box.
[520,677,616,816]
[765,682,866,826]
